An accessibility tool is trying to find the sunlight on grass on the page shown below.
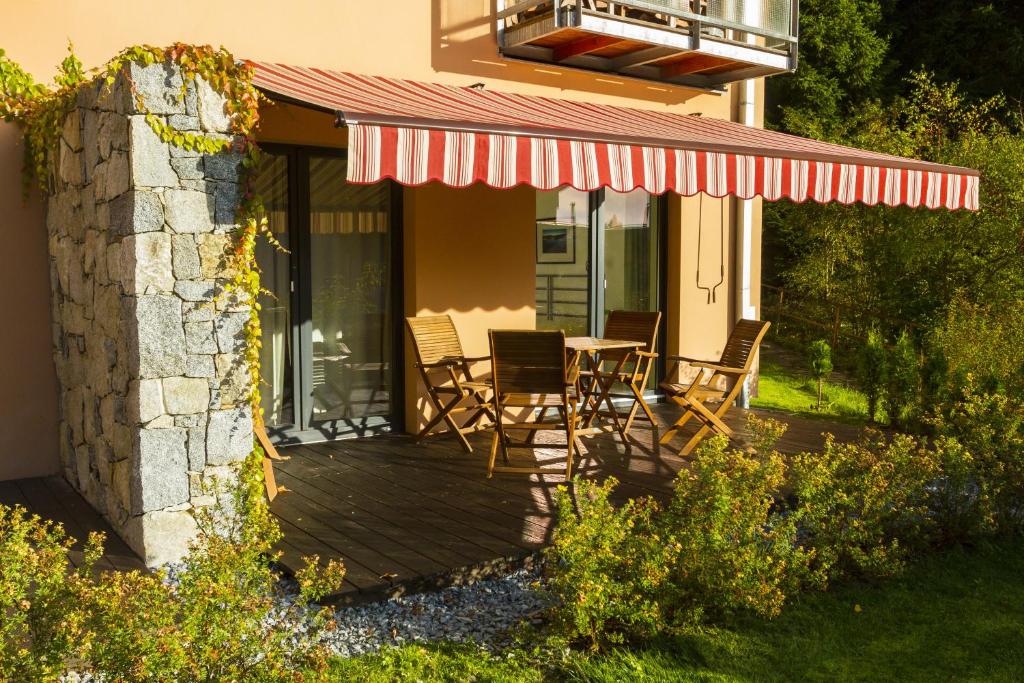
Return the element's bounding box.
[751,361,872,424]
[330,540,1024,682]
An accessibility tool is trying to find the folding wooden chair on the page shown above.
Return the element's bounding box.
[406,315,494,453]
[659,319,771,455]
[579,310,662,438]
[487,330,582,478]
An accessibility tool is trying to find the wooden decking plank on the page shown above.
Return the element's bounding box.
[272,494,436,582]
[280,448,528,561]
[0,480,30,509]
[274,465,487,568]
[307,441,557,536]
[15,478,98,570]
[283,448,540,553]
[271,515,376,592]
[272,471,452,579]
[295,443,551,546]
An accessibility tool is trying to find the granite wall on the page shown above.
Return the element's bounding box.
[45,62,251,565]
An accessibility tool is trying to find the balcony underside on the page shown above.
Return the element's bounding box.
[499,4,795,89]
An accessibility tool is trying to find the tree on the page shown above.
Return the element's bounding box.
[808,340,833,411]
[858,329,888,423]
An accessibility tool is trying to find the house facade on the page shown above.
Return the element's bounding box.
[2,2,978,566]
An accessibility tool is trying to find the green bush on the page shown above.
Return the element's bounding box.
[546,419,812,649]
[660,426,814,623]
[546,477,670,650]
[930,381,1024,535]
[789,432,939,581]
[1,448,346,680]
[808,339,833,411]
[0,507,99,682]
[886,330,921,430]
[857,328,888,422]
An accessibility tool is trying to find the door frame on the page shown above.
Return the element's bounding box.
[258,142,405,445]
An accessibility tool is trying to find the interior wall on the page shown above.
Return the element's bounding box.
[403,183,536,434]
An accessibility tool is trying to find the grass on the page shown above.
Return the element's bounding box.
[751,360,873,424]
[329,538,1024,681]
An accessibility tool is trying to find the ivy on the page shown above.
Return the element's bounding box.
[0,43,277,515]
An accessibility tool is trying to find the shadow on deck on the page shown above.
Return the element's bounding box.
[270,404,864,605]
[0,476,147,573]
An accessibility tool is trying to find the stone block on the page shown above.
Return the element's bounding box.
[129,116,178,187]
[174,280,216,302]
[134,295,186,378]
[109,190,164,235]
[59,140,83,185]
[213,181,241,227]
[186,354,216,378]
[103,151,131,200]
[124,508,198,567]
[132,427,188,514]
[171,235,201,279]
[62,110,83,151]
[163,189,215,233]
[162,377,210,415]
[129,62,186,115]
[197,78,231,132]
[197,233,228,278]
[82,109,99,181]
[206,406,253,465]
[184,320,218,354]
[183,302,214,322]
[170,157,204,180]
[214,311,248,354]
[97,111,128,160]
[124,232,174,295]
[168,114,200,131]
[205,153,242,182]
[187,426,206,471]
[128,378,165,423]
[215,353,249,407]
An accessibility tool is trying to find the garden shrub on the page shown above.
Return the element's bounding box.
[546,477,671,650]
[808,339,833,411]
[930,381,1024,535]
[660,425,815,623]
[857,328,888,422]
[546,418,812,649]
[0,506,99,682]
[886,330,921,430]
[1,450,346,680]
[790,431,939,582]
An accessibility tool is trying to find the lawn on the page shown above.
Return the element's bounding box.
[750,360,873,424]
[329,538,1024,681]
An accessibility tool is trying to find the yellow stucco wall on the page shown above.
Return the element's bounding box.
[0,1,762,477]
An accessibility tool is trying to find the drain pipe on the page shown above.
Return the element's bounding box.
[735,79,758,408]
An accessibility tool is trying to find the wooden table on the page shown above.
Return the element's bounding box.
[564,336,644,439]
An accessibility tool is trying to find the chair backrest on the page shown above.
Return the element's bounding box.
[406,315,465,366]
[602,310,662,360]
[718,319,771,371]
[489,330,567,395]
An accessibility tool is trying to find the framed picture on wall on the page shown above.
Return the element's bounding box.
[536,220,576,264]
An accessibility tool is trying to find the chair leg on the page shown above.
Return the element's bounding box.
[680,424,712,456]
[659,400,695,445]
[417,393,463,443]
[487,428,501,478]
[563,404,576,479]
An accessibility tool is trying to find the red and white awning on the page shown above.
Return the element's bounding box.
[251,62,981,211]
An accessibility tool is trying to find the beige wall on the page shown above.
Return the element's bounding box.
[0,1,761,475]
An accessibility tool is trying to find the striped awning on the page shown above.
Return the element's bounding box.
[251,62,981,211]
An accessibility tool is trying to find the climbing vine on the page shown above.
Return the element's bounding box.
[0,43,279,505]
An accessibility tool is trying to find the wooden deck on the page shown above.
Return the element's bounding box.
[270,404,863,604]
[0,476,147,573]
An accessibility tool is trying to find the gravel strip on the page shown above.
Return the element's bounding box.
[326,568,551,658]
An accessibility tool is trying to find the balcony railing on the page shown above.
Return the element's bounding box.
[497,0,799,89]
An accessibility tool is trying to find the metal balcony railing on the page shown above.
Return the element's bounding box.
[497,0,799,88]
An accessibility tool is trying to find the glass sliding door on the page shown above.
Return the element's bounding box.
[535,188,591,336]
[252,145,400,442]
[535,189,663,346]
[254,152,294,430]
[307,155,394,427]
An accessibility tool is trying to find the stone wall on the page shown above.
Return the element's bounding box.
[45,63,251,565]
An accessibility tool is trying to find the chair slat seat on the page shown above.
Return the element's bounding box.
[488,330,581,477]
[659,319,771,455]
[406,315,494,453]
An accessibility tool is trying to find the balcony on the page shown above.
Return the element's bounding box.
[496,0,798,89]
